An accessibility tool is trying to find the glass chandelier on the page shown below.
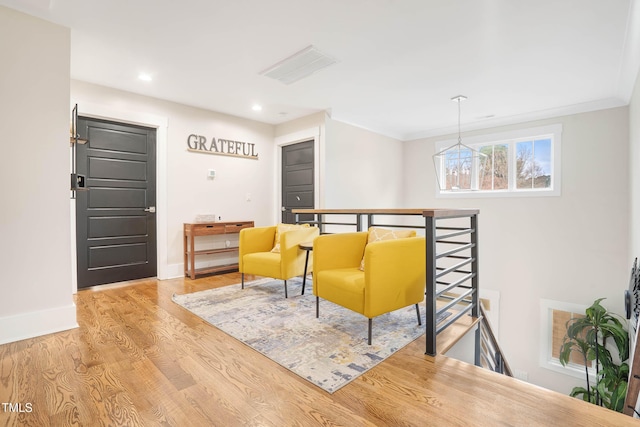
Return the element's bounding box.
[433,95,487,191]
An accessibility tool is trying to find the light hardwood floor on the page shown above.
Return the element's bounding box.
[0,273,637,426]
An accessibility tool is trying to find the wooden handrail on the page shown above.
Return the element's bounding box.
[479,302,513,376]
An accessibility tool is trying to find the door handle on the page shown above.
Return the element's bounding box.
[144,206,156,213]
[281,207,286,212]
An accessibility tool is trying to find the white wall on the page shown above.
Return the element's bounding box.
[0,7,77,343]
[403,107,630,394]
[71,81,276,279]
[277,114,404,212]
[324,119,403,208]
[275,112,326,139]
[631,67,640,261]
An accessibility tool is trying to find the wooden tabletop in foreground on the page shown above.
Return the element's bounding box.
[419,355,638,426]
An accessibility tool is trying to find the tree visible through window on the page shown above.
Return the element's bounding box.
[444,146,473,190]
[435,125,560,196]
[516,138,552,190]
[479,144,508,191]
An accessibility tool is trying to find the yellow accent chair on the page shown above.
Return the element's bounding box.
[239,224,319,298]
[313,231,425,344]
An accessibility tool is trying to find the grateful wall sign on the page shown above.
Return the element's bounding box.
[187,134,259,160]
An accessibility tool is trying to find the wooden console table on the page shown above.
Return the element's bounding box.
[183,221,254,279]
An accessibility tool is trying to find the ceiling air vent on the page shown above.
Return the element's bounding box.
[260,45,337,85]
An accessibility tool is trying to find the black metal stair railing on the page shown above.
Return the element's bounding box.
[293,208,513,375]
[479,302,512,376]
[293,208,481,358]
[424,210,480,357]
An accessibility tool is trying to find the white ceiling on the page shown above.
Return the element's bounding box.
[2,0,639,140]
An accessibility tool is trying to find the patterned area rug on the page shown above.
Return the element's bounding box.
[172,277,448,393]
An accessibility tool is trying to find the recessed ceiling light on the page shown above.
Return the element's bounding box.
[138,73,152,82]
[252,104,262,112]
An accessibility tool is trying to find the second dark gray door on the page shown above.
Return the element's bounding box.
[76,117,157,288]
[282,140,314,224]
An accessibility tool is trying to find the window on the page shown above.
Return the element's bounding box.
[478,143,508,191]
[435,124,562,197]
[540,299,594,380]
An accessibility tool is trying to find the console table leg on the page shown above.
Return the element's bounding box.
[189,232,195,280]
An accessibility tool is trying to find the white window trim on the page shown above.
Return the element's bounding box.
[539,298,596,381]
[435,124,562,198]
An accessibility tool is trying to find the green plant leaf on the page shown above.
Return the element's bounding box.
[559,298,630,411]
[559,338,589,366]
[610,382,628,412]
[570,386,593,403]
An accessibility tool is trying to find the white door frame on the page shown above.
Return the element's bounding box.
[70,101,169,293]
[274,127,322,223]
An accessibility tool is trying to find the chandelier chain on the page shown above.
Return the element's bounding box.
[457,98,462,144]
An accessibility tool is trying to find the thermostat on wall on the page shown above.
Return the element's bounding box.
[208,169,216,179]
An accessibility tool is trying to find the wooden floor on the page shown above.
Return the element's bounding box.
[0,273,637,426]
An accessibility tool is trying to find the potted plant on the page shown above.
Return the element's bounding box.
[559,298,630,412]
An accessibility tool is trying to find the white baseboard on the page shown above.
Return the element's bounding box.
[166,263,185,279]
[0,304,78,345]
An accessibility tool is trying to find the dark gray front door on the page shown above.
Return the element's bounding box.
[282,140,314,224]
[76,117,157,288]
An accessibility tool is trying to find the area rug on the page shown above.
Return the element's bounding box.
[172,277,449,393]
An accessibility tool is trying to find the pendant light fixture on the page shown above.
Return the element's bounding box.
[432,95,487,191]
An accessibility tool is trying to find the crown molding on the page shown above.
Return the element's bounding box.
[402,97,628,142]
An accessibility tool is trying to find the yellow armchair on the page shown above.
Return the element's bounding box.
[313,231,425,344]
[239,225,319,297]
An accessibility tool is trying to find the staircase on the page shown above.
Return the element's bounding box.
[479,302,512,376]
[291,207,512,373]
